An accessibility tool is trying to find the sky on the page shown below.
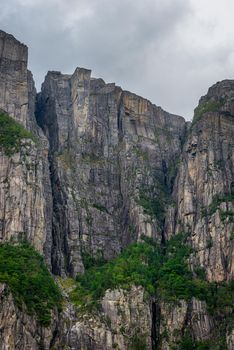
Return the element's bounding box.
[1,0,234,120]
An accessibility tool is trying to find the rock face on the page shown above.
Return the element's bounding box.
[0,30,234,349]
[0,30,28,126]
[36,68,186,276]
[159,298,214,349]
[0,30,52,263]
[0,283,57,350]
[166,81,234,282]
[66,286,152,350]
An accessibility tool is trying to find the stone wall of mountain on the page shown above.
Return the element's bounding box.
[36,67,186,277]
[0,30,233,350]
[166,81,234,283]
[0,30,53,265]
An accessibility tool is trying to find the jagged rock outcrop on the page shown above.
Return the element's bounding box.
[159,298,214,349]
[166,80,234,282]
[65,286,152,350]
[0,31,28,126]
[0,283,58,350]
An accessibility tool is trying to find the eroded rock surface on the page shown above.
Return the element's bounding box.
[36,68,186,276]
[0,30,53,264]
[0,283,57,350]
[166,81,234,282]
[65,286,151,350]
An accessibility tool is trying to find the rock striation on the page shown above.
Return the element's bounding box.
[166,81,234,282]
[0,30,53,264]
[36,68,186,276]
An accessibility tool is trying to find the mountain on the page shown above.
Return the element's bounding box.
[0,30,233,350]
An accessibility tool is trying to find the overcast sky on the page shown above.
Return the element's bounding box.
[1,0,234,119]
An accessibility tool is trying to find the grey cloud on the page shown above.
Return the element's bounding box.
[0,0,234,119]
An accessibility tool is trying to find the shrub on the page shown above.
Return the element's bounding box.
[71,233,197,309]
[0,112,34,155]
[0,243,62,326]
[201,194,234,218]
[178,334,211,350]
[128,334,147,350]
[137,183,170,227]
[81,249,107,270]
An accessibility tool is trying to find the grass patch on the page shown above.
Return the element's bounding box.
[0,112,34,155]
[0,243,62,326]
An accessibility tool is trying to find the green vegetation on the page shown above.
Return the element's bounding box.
[71,233,200,310]
[137,192,165,223]
[209,194,234,215]
[68,229,234,350]
[71,233,234,349]
[192,98,225,125]
[92,203,109,214]
[137,181,171,227]
[81,249,107,270]
[132,145,149,161]
[194,267,206,280]
[0,243,62,326]
[0,112,34,155]
[177,334,211,350]
[167,157,181,183]
[205,281,234,324]
[128,334,147,350]
[71,237,163,311]
[201,193,234,219]
[57,150,76,170]
[82,153,104,164]
[176,332,229,350]
[220,210,234,223]
[172,280,234,349]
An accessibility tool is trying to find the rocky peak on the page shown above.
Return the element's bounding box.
[0,30,27,63]
[0,30,53,266]
[0,30,29,126]
[195,80,234,121]
[205,79,234,100]
[168,80,234,283]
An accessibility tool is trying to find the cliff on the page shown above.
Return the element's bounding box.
[0,30,233,350]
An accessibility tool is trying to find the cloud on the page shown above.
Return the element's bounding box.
[0,0,234,119]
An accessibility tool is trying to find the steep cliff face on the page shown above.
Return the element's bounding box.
[166,80,234,282]
[0,283,56,349]
[36,68,186,277]
[0,30,234,350]
[0,31,28,126]
[66,286,152,350]
[0,30,53,263]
